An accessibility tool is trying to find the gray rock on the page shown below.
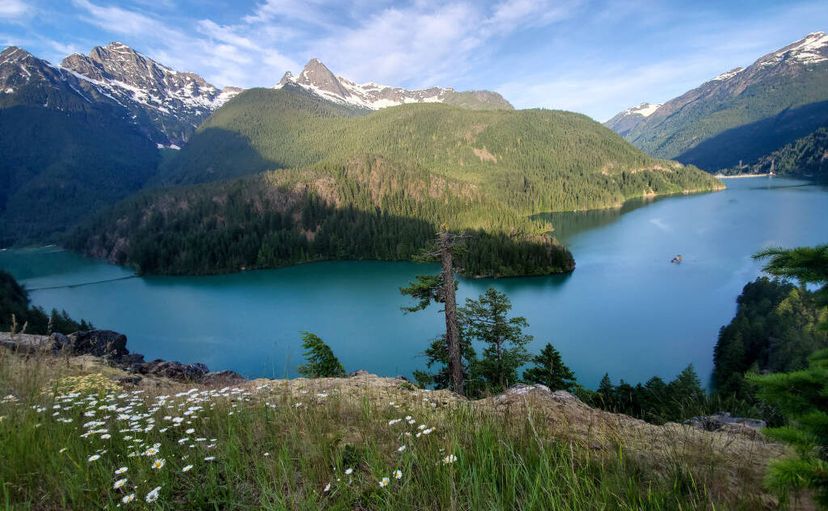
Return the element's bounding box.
[67,330,129,359]
[685,412,766,432]
[137,359,209,382]
[201,371,246,386]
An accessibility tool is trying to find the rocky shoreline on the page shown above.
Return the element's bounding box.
[0,329,244,386]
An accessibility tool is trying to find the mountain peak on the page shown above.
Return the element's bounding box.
[294,58,351,98]
[104,41,134,52]
[0,46,34,64]
[276,59,512,111]
[760,31,828,67]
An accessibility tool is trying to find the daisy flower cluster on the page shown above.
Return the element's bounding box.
[25,383,261,505]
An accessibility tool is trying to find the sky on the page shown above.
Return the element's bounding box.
[1,0,826,121]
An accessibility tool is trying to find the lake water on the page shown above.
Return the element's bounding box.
[1,177,826,388]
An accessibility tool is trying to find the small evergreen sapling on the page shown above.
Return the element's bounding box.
[297,332,346,378]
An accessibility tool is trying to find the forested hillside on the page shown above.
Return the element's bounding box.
[0,51,160,246]
[71,87,720,277]
[721,125,828,179]
[609,33,828,171]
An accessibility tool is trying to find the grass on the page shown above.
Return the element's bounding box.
[0,349,779,510]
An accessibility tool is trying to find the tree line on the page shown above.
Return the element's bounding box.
[0,270,92,335]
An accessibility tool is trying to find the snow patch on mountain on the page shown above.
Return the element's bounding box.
[713,67,744,81]
[623,102,661,118]
[760,31,828,67]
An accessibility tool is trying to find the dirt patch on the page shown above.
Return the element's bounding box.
[473,147,497,163]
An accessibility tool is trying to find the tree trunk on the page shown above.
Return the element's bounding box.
[439,231,464,395]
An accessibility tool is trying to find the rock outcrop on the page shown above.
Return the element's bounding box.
[0,330,243,384]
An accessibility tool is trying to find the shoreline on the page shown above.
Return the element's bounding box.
[715,173,770,179]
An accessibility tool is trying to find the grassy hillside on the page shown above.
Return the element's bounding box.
[73,87,720,277]
[0,348,785,509]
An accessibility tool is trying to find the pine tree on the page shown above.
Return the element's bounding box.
[411,334,480,394]
[400,231,465,394]
[462,288,532,393]
[748,349,828,506]
[297,332,346,378]
[597,373,614,408]
[522,342,576,391]
[667,364,706,419]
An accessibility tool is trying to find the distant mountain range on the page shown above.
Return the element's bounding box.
[606,32,828,172]
[276,58,513,111]
[1,43,239,146]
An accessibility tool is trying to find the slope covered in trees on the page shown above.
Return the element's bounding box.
[72,87,720,277]
[720,125,828,179]
[0,87,160,246]
[0,270,91,335]
[614,33,828,171]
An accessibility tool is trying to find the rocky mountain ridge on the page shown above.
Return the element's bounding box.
[0,42,240,145]
[605,32,828,170]
[276,58,513,111]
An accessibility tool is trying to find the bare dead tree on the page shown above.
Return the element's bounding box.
[436,229,465,395]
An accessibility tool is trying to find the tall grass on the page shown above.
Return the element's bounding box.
[0,351,773,510]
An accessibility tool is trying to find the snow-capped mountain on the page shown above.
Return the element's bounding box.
[0,42,241,145]
[61,42,241,144]
[603,102,662,137]
[276,58,512,111]
[605,32,828,170]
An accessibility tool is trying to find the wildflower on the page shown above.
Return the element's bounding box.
[115,467,128,475]
[263,452,270,457]
[394,469,402,480]
[185,428,195,434]
[113,478,128,490]
[101,433,111,439]
[143,447,159,457]
[443,454,458,464]
[59,447,68,454]
[388,418,402,426]
[379,477,390,488]
[323,483,331,492]
[121,494,135,504]
[182,464,193,473]
[397,445,407,452]
[344,468,353,475]
[151,458,166,470]
[204,456,215,461]
[87,454,101,462]
[145,486,161,503]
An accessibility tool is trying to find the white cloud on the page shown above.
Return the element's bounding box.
[70,0,299,88]
[0,0,31,19]
[303,0,578,88]
[66,0,576,91]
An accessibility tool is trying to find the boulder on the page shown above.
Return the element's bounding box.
[67,330,129,359]
[50,332,70,351]
[137,359,209,382]
[685,412,766,433]
[201,370,246,386]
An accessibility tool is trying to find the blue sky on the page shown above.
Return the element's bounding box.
[1,0,826,120]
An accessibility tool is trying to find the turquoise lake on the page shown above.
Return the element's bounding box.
[1,177,826,387]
